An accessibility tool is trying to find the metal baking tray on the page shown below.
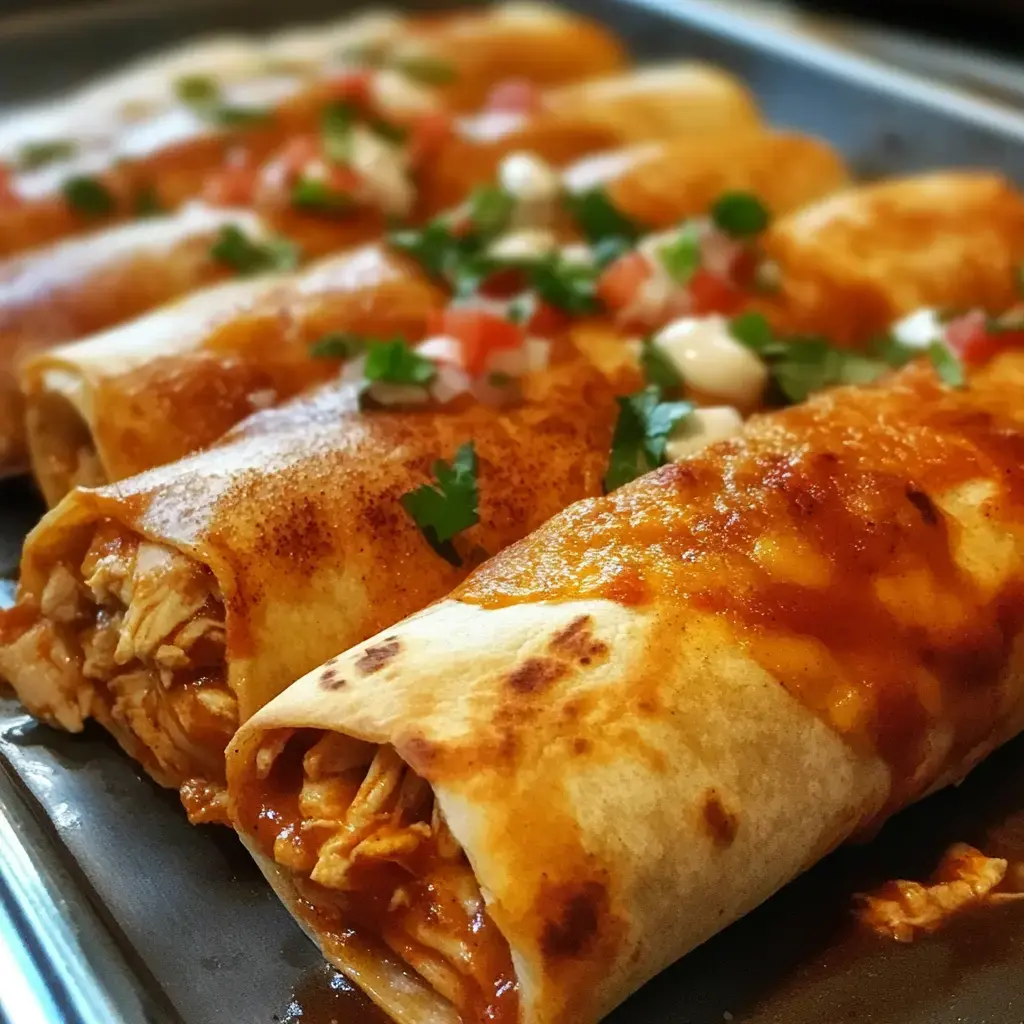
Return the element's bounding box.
[2,2,1024,1022]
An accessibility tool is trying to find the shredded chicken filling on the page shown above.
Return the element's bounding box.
[250,733,518,1024]
[0,520,236,823]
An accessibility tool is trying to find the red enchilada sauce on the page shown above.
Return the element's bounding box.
[455,358,1024,810]
[234,731,518,1024]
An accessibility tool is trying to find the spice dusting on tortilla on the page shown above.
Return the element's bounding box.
[354,636,401,674]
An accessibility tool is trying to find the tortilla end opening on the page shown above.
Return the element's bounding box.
[26,385,105,506]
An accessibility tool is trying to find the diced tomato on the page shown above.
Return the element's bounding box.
[688,268,746,316]
[275,135,322,177]
[484,78,542,115]
[946,309,1024,366]
[407,111,453,166]
[527,301,570,336]
[325,69,373,107]
[202,151,259,206]
[0,162,19,207]
[429,307,525,376]
[479,267,530,299]
[325,163,363,195]
[597,251,652,313]
[727,247,759,289]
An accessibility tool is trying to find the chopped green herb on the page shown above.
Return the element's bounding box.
[175,74,221,106]
[591,235,633,269]
[132,184,165,218]
[308,332,368,360]
[604,386,693,492]
[658,225,701,284]
[321,102,356,163]
[711,191,770,238]
[363,338,436,386]
[869,332,919,369]
[210,225,301,275]
[640,337,683,392]
[400,441,480,565]
[18,139,77,171]
[529,255,599,316]
[468,185,514,237]
[210,105,271,128]
[728,312,780,356]
[927,342,964,387]
[369,117,409,145]
[488,371,514,388]
[291,176,353,213]
[394,55,457,85]
[506,292,537,326]
[565,187,644,246]
[62,175,115,217]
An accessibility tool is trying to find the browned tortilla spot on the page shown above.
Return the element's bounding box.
[355,637,401,675]
[572,737,591,755]
[506,657,568,694]
[549,615,609,665]
[906,486,940,525]
[319,669,346,692]
[540,881,607,959]
[702,789,739,847]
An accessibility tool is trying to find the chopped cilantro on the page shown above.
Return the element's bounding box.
[658,225,701,284]
[132,184,164,218]
[400,441,480,565]
[321,102,355,163]
[928,342,964,387]
[210,225,301,275]
[394,55,457,85]
[640,337,683,392]
[308,332,368,360]
[291,177,353,213]
[390,220,466,280]
[604,386,693,492]
[711,191,770,238]
[506,292,536,326]
[62,175,115,217]
[728,312,781,356]
[591,235,633,269]
[369,117,408,145]
[175,74,270,128]
[468,185,514,237]
[869,332,919,369]
[529,255,599,315]
[565,187,644,246]
[18,139,76,171]
[363,338,436,386]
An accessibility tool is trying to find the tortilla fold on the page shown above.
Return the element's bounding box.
[226,350,1024,1024]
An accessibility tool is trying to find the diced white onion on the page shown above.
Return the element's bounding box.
[486,345,530,378]
[892,307,944,350]
[487,227,559,261]
[370,69,441,116]
[247,388,277,410]
[366,382,431,406]
[498,151,561,227]
[415,335,464,366]
[700,225,745,280]
[342,355,368,382]
[653,315,768,409]
[665,406,744,462]
[559,242,595,267]
[524,337,551,372]
[348,125,415,217]
[430,362,473,404]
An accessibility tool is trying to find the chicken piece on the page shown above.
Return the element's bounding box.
[39,565,85,624]
[0,621,88,730]
[81,610,120,680]
[855,843,1024,942]
[81,524,137,606]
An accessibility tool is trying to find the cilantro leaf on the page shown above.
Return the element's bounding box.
[18,139,76,171]
[400,441,480,565]
[528,255,599,315]
[175,73,270,128]
[321,102,355,163]
[309,332,368,360]
[658,224,701,284]
[175,74,220,106]
[369,117,408,145]
[711,191,770,238]
[132,184,164,218]
[210,105,271,128]
[564,187,644,246]
[768,340,890,403]
[468,185,514,237]
[604,386,693,492]
[928,342,964,387]
[869,332,919,368]
[62,175,115,217]
[394,55,457,85]
[291,177,353,213]
[390,220,468,280]
[210,225,301,275]
[640,337,683,391]
[364,338,436,386]
[728,312,780,356]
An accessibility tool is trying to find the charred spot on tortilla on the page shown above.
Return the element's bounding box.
[540,880,607,959]
[355,637,401,675]
[506,657,567,694]
[572,737,591,755]
[906,486,940,525]
[318,667,347,691]
[702,789,739,847]
[549,615,609,666]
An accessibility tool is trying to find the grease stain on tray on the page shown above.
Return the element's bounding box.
[276,963,385,1023]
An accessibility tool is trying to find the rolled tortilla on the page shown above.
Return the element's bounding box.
[226,350,1024,1024]
[22,129,842,502]
[0,4,625,259]
[0,205,268,478]
[758,171,1024,343]
[0,352,619,823]
[23,244,446,503]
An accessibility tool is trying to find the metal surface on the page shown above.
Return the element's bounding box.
[1,2,1024,1022]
